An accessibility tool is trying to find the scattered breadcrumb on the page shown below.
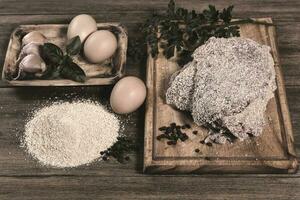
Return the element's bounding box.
[22,101,119,168]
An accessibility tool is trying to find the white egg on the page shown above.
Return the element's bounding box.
[110,76,146,114]
[22,31,46,46]
[84,30,117,63]
[67,14,97,42]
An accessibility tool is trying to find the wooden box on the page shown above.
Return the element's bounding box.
[2,23,127,86]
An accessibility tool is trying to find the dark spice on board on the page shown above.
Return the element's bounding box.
[157,122,190,145]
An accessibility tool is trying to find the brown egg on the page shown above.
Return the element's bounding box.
[84,30,117,63]
[110,76,146,114]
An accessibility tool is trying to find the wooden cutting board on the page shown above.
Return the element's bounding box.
[143,18,298,174]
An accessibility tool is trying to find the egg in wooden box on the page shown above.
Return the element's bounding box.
[84,30,118,64]
[67,14,98,43]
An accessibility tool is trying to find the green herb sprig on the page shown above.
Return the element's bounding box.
[129,0,273,66]
[41,36,86,82]
[145,0,239,65]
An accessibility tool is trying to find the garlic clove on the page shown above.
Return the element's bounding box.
[22,31,47,46]
[19,54,46,73]
[13,54,47,80]
[17,42,41,63]
[21,42,41,56]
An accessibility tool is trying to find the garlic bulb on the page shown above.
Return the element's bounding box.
[22,31,47,46]
[14,54,46,80]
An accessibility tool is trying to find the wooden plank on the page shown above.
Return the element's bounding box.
[0,176,299,200]
[144,18,298,174]
[0,0,298,199]
[0,0,299,16]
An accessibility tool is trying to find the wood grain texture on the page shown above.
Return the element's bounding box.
[144,18,298,174]
[0,0,299,199]
[0,176,300,200]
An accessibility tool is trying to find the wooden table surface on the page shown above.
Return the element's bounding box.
[0,0,299,199]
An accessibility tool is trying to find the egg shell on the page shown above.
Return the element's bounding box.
[22,31,47,46]
[67,14,97,42]
[84,30,118,63]
[110,76,146,114]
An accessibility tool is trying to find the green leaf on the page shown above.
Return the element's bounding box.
[41,64,61,79]
[187,10,197,21]
[163,45,175,59]
[66,36,82,56]
[220,5,234,24]
[203,5,219,24]
[60,61,86,82]
[41,43,63,65]
[150,43,158,58]
[176,8,188,19]
[167,0,175,16]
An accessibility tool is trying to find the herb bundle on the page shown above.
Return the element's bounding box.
[41,36,86,82]
[129,0,271,66]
